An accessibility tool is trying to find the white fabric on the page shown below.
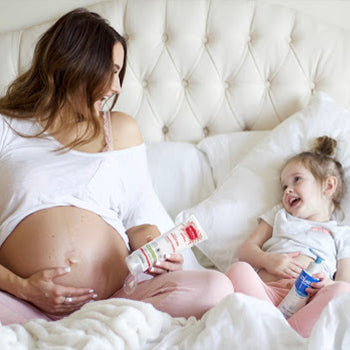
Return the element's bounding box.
[0,294,304,349]
[0,115,173,249]
[1,1,350,347]
[260,205,350,279]
[197,131,269,186]
[1,1,350,143]
[2,292,350,349]
[177,92,350,272]
[146,142,215,219]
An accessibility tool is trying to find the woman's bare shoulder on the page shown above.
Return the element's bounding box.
[110,111,143,150]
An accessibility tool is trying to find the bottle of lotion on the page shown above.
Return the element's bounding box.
[123,215,208,294]
[277,250,324,319]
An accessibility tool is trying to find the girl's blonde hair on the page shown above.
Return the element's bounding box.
[284,136,345,217]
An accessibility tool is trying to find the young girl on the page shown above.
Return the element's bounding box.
[226,136,350,337]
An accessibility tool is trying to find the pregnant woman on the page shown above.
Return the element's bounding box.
[0,8,233,324]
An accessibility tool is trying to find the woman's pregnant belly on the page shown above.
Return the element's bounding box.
[0,206,130,300]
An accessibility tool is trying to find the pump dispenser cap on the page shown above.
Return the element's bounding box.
[309,248,324,264]
[315,256,323,264]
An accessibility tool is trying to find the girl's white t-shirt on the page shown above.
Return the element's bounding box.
[260,204,350,279]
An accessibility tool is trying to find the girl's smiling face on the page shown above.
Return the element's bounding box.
[280,160,333,222]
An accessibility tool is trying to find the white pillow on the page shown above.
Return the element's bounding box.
[176,92,350,272]
[146,141,215,220]
[197,131,269,187]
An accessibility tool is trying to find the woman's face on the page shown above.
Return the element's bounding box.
[94,42,125,112]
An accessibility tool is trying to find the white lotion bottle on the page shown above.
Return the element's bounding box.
[277,252,324,319]
[123,215,208,294]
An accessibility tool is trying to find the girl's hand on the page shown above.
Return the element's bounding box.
[148,253,184,275]
[21,266,97,315]
[264,251,304,279]
[305,272,334,297]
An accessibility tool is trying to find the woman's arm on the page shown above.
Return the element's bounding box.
[126,224,161,252]
[113,112,183,273]
[0,263,24,297]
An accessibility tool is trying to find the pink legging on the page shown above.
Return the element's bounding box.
[0,269,233,325]
[226,261,350,338]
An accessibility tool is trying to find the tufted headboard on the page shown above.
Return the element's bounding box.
[1,0,350,143]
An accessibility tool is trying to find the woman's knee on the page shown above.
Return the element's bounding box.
[202,269,234,300]
[180,270,233,303]
[148,270,233,319]
[189,270,233,316]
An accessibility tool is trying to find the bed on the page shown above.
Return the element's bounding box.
[1,0,350,348]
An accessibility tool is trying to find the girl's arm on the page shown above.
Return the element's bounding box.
[307,258,350,297]
[238,220,273,268]
[238,220,302,278]
[335,258,350,283]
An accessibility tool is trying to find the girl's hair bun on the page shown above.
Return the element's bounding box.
[312,136,337,157]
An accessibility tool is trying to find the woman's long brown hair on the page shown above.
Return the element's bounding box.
[0,8,127,150]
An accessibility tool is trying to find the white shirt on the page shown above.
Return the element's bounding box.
[0,115,173,249]
[260,204,350,279]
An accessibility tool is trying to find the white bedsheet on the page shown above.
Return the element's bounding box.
[1,291,349,349]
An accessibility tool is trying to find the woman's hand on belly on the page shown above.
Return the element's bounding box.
[20,266,97,315]
[0,206,131,304]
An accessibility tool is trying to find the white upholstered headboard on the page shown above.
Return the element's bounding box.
[1,0,350,143]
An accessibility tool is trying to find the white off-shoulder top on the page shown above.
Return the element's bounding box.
[0,114,173,248]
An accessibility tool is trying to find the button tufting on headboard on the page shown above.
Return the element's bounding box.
[1,0,350,144]
[161,33,168,43]
[182,79,189,88]
[162,125,169,135]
